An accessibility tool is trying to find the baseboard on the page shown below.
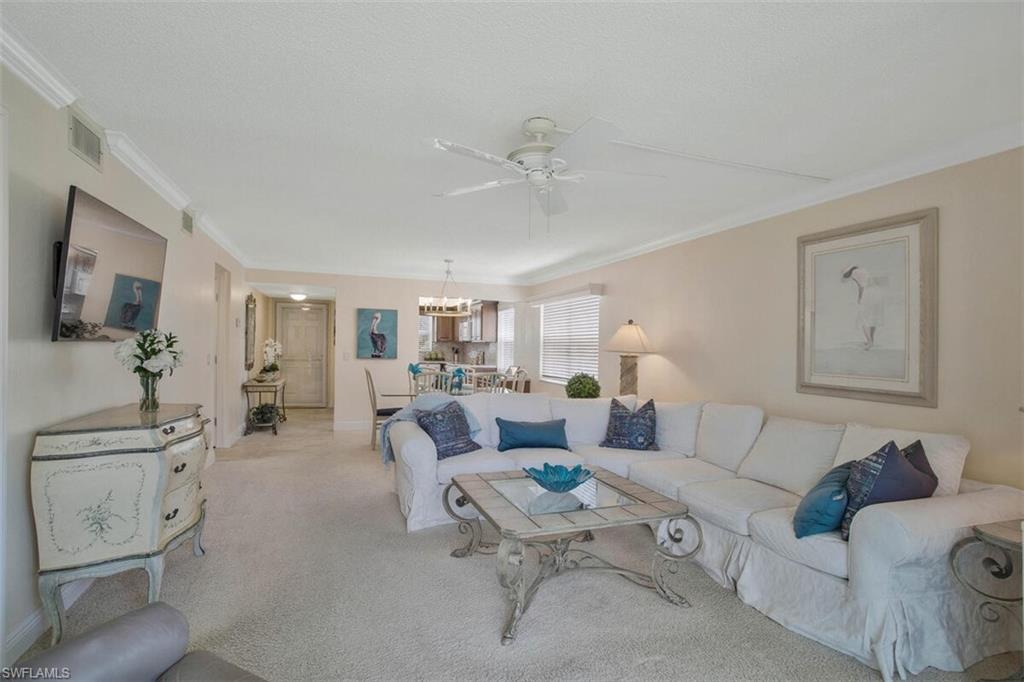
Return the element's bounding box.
[4,579,93,663]
[333,419,370,431]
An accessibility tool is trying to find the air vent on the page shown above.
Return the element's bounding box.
[182,209,195,235]
[68,109,103,171]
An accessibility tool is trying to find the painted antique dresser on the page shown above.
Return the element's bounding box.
[31,403,209,645]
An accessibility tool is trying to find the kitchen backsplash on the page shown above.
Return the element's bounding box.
[421,341,497,365]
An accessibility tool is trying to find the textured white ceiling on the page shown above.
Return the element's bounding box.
[4,3,1021,283]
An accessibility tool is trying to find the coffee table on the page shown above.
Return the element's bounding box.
[442,467,702,644]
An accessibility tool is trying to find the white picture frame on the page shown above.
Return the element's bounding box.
[797,208,938,407]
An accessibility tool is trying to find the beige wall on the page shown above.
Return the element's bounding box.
[244,270,525,427]
[523,148,1023,489]
[3,69,250,644]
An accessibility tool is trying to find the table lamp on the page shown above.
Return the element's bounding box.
[605,319,653,396]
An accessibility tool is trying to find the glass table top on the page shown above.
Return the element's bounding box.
[489,477,640,517]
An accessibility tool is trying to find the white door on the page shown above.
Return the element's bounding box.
[276,302,328,407]
[214,265,231,446]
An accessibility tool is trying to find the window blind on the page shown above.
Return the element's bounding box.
[497,307,515,370]
[540,295,600,383]
[417,315,433,353]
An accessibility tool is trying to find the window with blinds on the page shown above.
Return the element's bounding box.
[497,307,515,370]
[417,315,433,353]
[540,295,600,383]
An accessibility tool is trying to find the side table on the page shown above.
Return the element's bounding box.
[243,378,287,435]
[950,520,1022,680]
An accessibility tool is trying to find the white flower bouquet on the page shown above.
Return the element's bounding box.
[262,338,283,372]
[114,330,184,411]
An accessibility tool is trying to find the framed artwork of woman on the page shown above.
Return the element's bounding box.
[797,208,938,407]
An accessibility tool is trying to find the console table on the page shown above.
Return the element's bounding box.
[243,378,287,435]
[31,404,210,646]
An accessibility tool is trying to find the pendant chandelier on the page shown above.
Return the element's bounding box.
[419,259,472,318]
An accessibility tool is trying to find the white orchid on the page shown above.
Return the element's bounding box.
[263,338,283,370]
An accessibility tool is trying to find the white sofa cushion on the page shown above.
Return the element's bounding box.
[571,444,680,478]
[834,423,969,497]
[748,506,848,579]
[737,417,846,495]
[508,448,584,470]
[696,403,765,471]
[654,401,704,455]
[435,447,511,484]
[485,394,552,446]
[453,393,494,447]
[550,395,637,445]
[677,478,801,536]
[629,458,735,499]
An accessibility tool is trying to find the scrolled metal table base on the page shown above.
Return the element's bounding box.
[950,534,1023,681]
[493,514,702,645]
[442,482,496,558]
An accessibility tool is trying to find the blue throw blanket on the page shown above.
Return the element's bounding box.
[379,393,482,465]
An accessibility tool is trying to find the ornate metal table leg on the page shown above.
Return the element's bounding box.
[497,534,526,645]
[652,514,703,608]
[442,482,493,557]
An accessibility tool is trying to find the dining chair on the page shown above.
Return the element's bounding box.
[413,370,452,395]
[508,368,529,393]
[365,368,402,450]
[472,372,507,393]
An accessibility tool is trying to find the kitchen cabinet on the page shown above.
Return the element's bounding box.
[434,316,456,342]
[470,301,498,342]
[458,316,472,341]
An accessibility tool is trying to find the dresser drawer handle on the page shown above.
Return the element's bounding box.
[162,425,176,435]
[173,463,187,474]
[164,508,179,521]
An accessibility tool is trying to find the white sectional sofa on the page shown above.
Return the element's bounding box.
[387,393,1023,679]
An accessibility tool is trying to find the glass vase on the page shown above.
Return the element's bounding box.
[139,373,160,412]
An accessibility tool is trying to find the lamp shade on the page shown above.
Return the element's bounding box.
[605,320,653,354]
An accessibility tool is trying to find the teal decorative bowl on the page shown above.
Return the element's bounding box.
[522,463,594,493]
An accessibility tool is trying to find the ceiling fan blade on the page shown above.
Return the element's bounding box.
[570,168,667,179]
[534,185,568,216]
[550,117,623,165]
[434,177,525,198]
[609,140,831,182]
[432,138,525,175]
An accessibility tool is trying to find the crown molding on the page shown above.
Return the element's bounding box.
[519,122,1024,286]
[0,21,77,108]
[104,130,191,210]
[242,259,522,286]
[196,212,249,266]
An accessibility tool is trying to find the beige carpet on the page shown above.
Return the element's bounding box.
[24,409,1018,680]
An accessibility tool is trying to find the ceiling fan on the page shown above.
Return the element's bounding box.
[432,115,830,227]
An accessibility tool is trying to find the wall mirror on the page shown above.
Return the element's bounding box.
[245,293,257,370]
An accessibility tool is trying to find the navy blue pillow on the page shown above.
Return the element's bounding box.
[495,418,569,452]
[840,440,938,540]
[792,462,852,538]
[601,398,659,451]
[414,401,481,460]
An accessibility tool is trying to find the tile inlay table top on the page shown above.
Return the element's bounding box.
[443,467,702,644]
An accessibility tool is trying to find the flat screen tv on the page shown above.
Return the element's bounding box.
[52,186,168,342]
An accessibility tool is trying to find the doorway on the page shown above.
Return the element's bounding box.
[214,264,231,447]
[276,301,328,407]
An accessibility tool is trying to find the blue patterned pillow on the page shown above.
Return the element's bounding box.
[414,401,481,460]
[840,440,938,540]
[600,398,659,451]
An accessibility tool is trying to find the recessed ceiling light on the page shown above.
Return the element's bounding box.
[289,293,307,301]
[301,306,311,311]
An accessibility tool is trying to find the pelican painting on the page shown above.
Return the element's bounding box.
[356,308,398,359]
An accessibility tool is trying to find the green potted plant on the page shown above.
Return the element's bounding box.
[565,373,601,399]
